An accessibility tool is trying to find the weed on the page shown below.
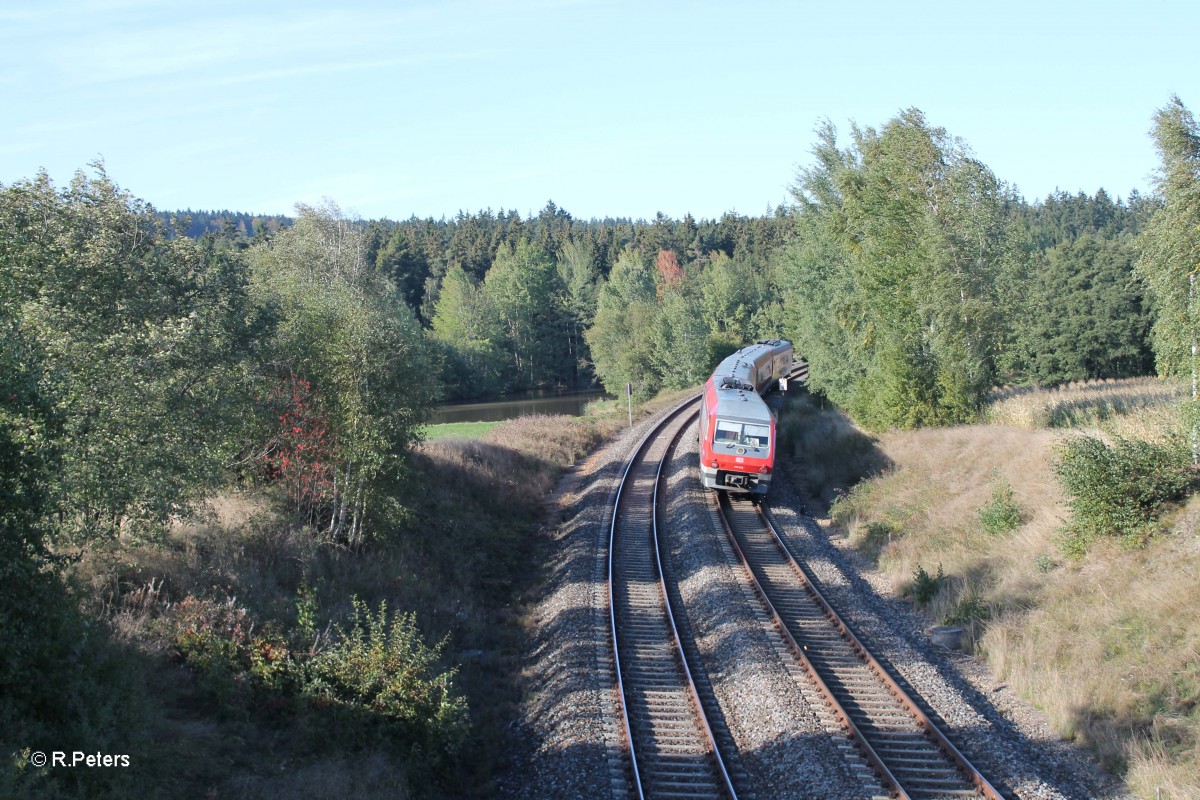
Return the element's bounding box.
[859,521,900,561]
[944,590,991,627]
[306,598,468,765]
[1033,554,1056,573]
[165,592,467,787]
[295,582,318,650]
[907,563,944,607]
[978,477,1024,535]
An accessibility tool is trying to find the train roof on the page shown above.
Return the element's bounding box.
[711,339,791,392]
[711,385,773,423]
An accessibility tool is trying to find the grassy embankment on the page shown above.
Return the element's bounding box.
[780,378,1199,798]
[56,392,686,799]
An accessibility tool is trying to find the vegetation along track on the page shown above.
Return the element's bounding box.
[608,397,739,800]
[715,493,1007,800]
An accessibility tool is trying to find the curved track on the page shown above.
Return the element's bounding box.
[608,399,738,800]
[715,493,1006,800]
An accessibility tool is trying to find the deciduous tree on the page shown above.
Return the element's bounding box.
[585,247,660,399]
[248,201,436,543]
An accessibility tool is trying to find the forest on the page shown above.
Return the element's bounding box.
[2,96,1198,796]
[162,136,1164,411]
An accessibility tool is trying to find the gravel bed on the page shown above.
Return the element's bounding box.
[500,403,1129,800]
[660,431,877,799]
[498,405,684,800]
[768,464,1132,800]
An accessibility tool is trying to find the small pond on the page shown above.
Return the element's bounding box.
[429,389,610,424]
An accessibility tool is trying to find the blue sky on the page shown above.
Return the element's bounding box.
[2,0,1196,221]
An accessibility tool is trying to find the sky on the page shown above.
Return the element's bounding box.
[2,0,1197,222]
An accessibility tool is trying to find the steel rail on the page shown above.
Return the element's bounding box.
[757,503,1005,799]
[713,493,905,798]
[607,396,738,800]
[652,407,738,799]
[715,492,1007,799]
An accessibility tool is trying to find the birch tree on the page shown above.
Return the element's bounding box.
[1138,95,1200,458]
[585,247,660,399]
[776,111,1007,429]
[249,202,435,543]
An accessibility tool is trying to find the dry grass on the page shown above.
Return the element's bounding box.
[830,424,1064,636]
[802,379,1200,797]
[779,393,891,510]
[983,519,1200,793]
[986,377,1183,430]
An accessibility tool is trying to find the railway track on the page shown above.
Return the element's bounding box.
[608,399,738,800]
[714,493,1007,800]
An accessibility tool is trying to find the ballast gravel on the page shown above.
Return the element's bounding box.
[768,472,1132,800]
[499,407,674,800]
[659,431,875,799]
[500,404,1131,800]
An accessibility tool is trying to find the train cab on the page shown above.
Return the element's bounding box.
[698,339,792,496]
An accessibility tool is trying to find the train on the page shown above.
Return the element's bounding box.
[698,339,794,496]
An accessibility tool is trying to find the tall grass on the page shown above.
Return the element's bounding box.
[986,377,1183,429]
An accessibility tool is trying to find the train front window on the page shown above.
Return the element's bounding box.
[714,419,769,449]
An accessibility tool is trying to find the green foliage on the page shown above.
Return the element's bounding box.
[978,477,1024,535]
[585,247,660,399]
[1033,553,1057,573]
[0,166,266,542]
[483,239,572,389]
[776,110,1006,430]
[1137,96,1200,381]
[908,563,945,607]
[1055,434,1194,548]
[166,593,467,785]
[652,282,712,389]
[248,202,437,541]
[699,251,765,343]
[1010,234,1154,384]
[430,264,506,397]
[943,589,991,627]
[556,236,600,387]
[307,599,467,759]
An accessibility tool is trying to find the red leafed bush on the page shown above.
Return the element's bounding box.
[258,375,335,521]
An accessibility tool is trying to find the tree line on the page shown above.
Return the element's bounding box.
[167,110,1178,417]
[5,104,1181,568]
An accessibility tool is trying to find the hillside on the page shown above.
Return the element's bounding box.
[781,380,1200,798]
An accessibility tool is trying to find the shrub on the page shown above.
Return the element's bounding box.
[1054,434,1194,548]
[1033,554,1056,573]
[165,592,467,788]
[907,563,944,607]
[978,479,1024,535]
[944,589,991,627]
[305,599,467,761]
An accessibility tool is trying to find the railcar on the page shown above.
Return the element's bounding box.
[698,339,793,496]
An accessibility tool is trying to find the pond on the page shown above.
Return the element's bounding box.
[429,389,611,424]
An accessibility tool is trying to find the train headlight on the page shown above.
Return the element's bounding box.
[758,465,771,474]
[710,460,718,468]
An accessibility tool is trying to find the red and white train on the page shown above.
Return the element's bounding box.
[698,339,794,496]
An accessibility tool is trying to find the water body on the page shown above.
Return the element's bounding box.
[430,389,610,424]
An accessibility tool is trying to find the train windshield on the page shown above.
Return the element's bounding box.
[713,419,770,449]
